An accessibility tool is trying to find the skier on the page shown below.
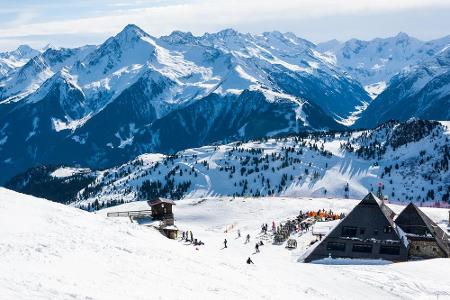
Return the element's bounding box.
[255,243,260,253]
[224,239,228,248]
[182,231,185,240]
[246,257,254,264]
[190,231,193,243]
[245,234,250,244]
[237,229,241,238]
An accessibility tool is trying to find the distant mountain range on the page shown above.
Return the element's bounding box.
[7,120,450,206]
[0,25,449,183]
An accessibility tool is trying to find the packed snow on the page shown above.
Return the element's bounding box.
[50,167,90,178]
[1,188,450,300]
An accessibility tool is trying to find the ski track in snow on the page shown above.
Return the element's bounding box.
[1,187,450,300]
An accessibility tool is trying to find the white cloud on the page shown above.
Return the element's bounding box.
[0,0,449,49]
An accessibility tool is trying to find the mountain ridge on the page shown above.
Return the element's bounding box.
[1,25,449,184]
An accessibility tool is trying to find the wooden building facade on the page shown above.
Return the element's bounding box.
[395,203,450,259]
[304,193,409,263]
[147,198,175,224]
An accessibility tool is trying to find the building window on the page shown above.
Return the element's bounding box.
[326,242,346,252]
[359,228,366,235]
[384,226,393,233]
[415,245,420,251]
[341,226,357,237]
[379,245,400,255]
[352,244,373,253]
[433,247,437,252]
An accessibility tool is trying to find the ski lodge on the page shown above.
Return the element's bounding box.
[304,193,450,263]
[107,197,178,239]
[395,203,450,258]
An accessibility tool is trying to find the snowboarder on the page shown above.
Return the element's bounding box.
[255,243,260,253]
[245,234,250,244]
[224,239,228,248]
[246,257,254,264]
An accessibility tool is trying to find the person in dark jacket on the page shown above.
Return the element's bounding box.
[255,243,260,253]
[245,234,250,243]
[224,239,228,248]
[247,257,254,264]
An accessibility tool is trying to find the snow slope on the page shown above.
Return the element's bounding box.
[1,187,450,300]
[63,120,450,208]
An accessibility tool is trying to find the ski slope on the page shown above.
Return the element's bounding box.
[71,120,450,208]
[1,187,450,300]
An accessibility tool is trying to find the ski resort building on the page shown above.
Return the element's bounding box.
[107,198,178,239]
[304,193,409,263]
[395,203,450,259]
[148,198,176,224]
[147,198,178,239]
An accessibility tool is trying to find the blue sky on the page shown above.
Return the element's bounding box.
[1,0,450,50]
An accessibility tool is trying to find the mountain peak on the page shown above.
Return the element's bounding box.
[15,45,36,54]
[395,32,410,40]
[1,44,39,60]
[214,28,239,38]
[42,43,59,51]
[115,24,150,42]
[161,30,197,44]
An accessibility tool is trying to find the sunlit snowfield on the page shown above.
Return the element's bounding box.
[1,187,449,299]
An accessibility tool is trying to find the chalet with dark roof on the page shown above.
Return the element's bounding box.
[395,203,450,258]
[147,198,175,222]
[304,193,409,263]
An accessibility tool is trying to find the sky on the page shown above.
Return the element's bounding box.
[1,0,450,51]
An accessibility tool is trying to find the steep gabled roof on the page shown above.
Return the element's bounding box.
[147,198,176,206]
[396,203,450,256]
[303,193,408,262]
[361,193,397,227]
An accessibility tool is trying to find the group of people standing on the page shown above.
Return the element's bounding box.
[181,230,204,246]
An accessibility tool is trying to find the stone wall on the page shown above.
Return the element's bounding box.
[408,240,446,258]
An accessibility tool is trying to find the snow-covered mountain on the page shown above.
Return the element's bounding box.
[355,47,450,128]
[2,26,450,184]
[318,33,450,98]
[0,45,40,79]
[0,24,371,183]
[8,120,450,208]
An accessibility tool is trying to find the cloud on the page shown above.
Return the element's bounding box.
[0,0,449,49]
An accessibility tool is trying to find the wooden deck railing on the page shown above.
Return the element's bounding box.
[107,210,152,218]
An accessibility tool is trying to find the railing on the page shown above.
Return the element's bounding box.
[107,210,152,218]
